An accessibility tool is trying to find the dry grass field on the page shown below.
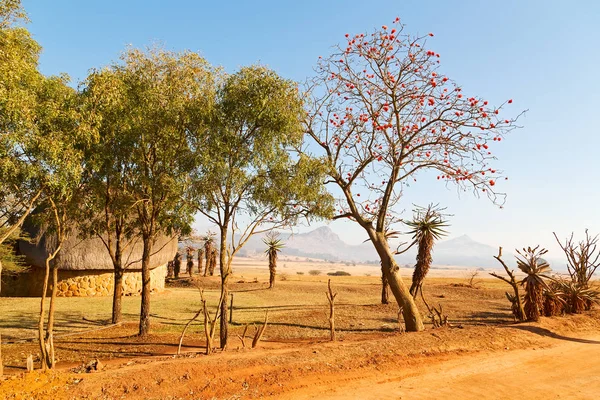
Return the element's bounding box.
[1,259,599,399]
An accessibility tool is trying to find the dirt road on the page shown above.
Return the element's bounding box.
[280,335,600,400]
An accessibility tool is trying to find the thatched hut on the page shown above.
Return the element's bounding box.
[3,223,177,297]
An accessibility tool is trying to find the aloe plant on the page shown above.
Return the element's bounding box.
[406,204,449,298]
[263,232,284,288]
[517,246,551,321]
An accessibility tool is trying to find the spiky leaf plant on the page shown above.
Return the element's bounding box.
[406,204,449,298]
[543,281,567,317]
[517,246,551,321]
[263,232,284,288]
[552,278,600,313]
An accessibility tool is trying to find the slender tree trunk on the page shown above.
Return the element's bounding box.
[112,267,124,324]
[381,265,389,304]
[45,266,58,369]
[38,255,52,370]
[138,234,153,337]
[219,225,229,348]
[111,235,124,324]
[369,230,424,332]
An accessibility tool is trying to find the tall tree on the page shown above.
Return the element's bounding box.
[304,19,523,331]
[190,65,333,348]
[78,67,142,324]
[85,47,216,336]
[0,0,43,291]
[26,75,87,370]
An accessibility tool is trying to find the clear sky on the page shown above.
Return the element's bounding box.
[22,0,600,258]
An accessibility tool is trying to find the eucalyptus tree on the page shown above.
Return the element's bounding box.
[26,74,88,370]
[86,48,216,336]
[190,65,334,348]
[78,68,140,324]
[0,0,43,287]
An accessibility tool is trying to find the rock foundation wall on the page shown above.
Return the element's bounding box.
[1,264,166,297]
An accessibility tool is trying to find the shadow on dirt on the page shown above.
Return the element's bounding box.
[502,325,600,344]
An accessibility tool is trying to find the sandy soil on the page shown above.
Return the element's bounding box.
[1,313,599,399]
[277,334,600,400]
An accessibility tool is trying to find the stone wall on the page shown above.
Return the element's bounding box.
[1,264,166,297]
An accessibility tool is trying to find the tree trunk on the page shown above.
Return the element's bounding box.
[45,266,58,369]
[369,230,424,332]
[381,265,389,304]
[138,235,153,337]
[112,267,124,324]
[269,254,276,289]
[38,255,52,370]
[111,234,124,324]
[219,226,229,348]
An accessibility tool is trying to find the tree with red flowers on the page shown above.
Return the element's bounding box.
[304,18,524,332]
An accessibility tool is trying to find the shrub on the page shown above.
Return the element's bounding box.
[296,271,305,275]
[308,270,321,276]
[327,271,351,276]
[279,273,289,281]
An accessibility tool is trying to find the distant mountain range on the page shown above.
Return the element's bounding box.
[181,226,566,270]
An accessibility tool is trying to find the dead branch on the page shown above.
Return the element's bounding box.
[252,311,269,348]
[553,230,600,287]
[177,309,202,355]
[326,279,338,341]
[397,307,404,333]
[490,246,526,321]
[428,303,449,328]
[467,270,481,289]
[201,290,224,355]
[237,324,250,348]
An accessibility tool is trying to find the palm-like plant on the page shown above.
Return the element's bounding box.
[406,204,449,298]
[197,248,204,276]
[263,232,284,288]
[202,232,215,277]
[517,246,551,321]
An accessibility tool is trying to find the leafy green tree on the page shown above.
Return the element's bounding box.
[19,74,87,370]
[77,68,141,324]
[0,0,43,291]
[85,47,216,336]
[190,65,333,348]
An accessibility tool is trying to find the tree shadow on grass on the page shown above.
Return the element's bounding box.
[501,325,600,344]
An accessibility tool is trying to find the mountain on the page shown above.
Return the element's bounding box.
[182,227,565,270]
[236,227,510,268]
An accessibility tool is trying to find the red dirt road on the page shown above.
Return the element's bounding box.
[278,335,600,400]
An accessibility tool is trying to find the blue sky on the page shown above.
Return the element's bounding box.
[22,0,600,260]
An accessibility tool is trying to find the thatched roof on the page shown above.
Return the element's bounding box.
[18,222,177,271]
